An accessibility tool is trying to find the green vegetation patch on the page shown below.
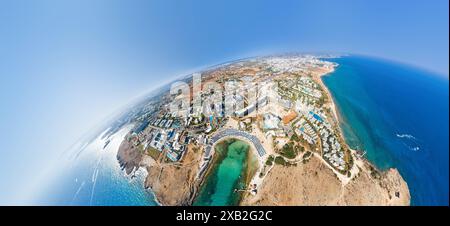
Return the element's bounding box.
[146,147,161,160]
[291,133,300,142]
[280,142,303,159]
[274,156,288,166]
[265,155,274,166]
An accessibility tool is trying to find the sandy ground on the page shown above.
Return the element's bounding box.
[116,60,410,206]
[341,160,410,206]
[241,156,410,206]
[117,140,142,175]
[144,143,203,206]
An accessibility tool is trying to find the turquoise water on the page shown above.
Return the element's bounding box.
[194,140,250,206]
[35,56,448,206]
[322,56,449,205]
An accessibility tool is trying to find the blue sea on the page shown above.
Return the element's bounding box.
[34,56,448,206]
[34,125,159,206]
[322,56,449,205]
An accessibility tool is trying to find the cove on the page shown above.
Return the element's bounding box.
[194,139,255,206]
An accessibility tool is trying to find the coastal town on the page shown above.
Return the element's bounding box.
[115,55,410,206]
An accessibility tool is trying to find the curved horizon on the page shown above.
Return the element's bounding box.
[0,0,448,205]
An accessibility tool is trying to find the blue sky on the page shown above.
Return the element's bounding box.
[0,0,448,204]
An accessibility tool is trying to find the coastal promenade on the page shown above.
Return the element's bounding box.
[205,128,267,158]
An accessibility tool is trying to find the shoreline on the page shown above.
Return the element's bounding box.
[238,144,260,205]
[316,62,375,165]
[317,61,385,173]
[194,138,258,206]
[192,140,228,205]
[317,59,410,201]
[115,55,411,206]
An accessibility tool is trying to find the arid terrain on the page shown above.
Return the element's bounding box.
[143,144,203,206]
[115,55,411,206]
[241,156,410,206]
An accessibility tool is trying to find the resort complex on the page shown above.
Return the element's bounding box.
[115,55,410,206]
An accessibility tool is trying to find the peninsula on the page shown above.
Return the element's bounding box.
[116,54,410,206]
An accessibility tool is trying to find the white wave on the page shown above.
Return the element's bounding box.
[92,168,99,183]
[397,133,422,152]
[71,181,86,204]
[396,133,416,140]
[89,167,100,205]
[401,142,421,152]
